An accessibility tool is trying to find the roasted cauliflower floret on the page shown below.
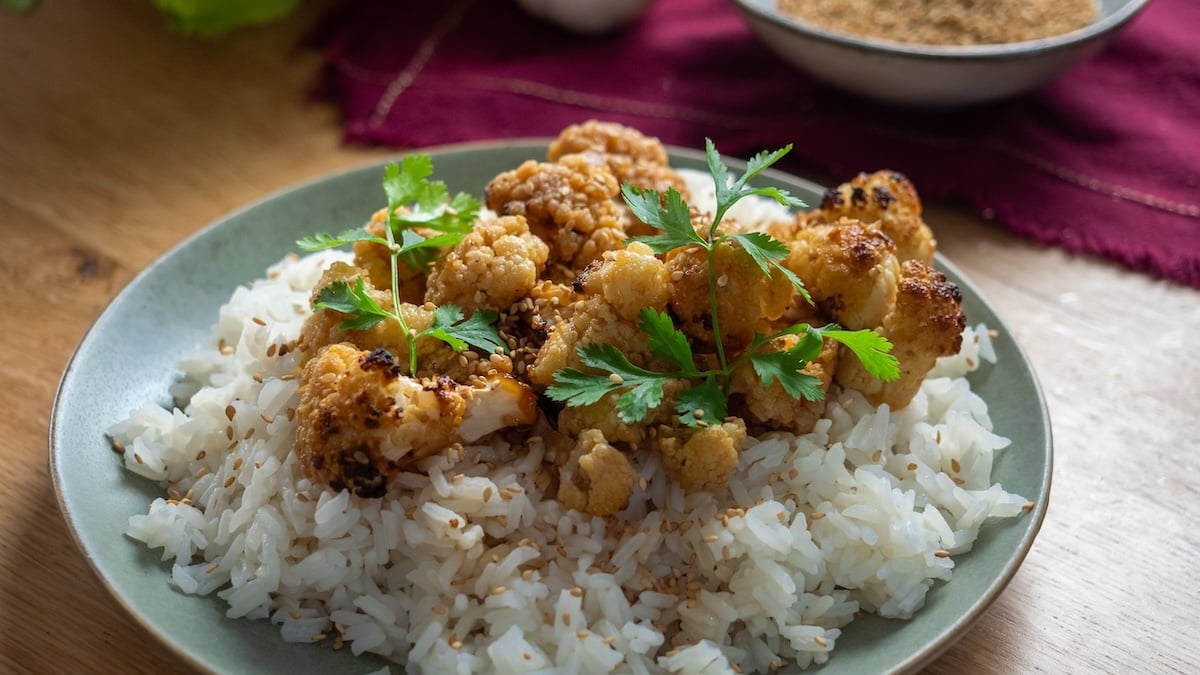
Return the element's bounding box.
[527,295,651,387]
[667,221,794,351]
[810,171,935,265]
[547,120,690,199]
[556,428,638,516]
[576,242,672,322]
[295,343,538,497]
[485,154,627,277]
[835,259,965,408]
[425,214,550,313]
[548,120,670,166]
[729,335,839,434]
[782,218,901,330]
[655,419,747,493]
[352,211,427,304]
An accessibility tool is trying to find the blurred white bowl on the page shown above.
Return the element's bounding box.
[729,0,1150,107]
[516,0,654,34]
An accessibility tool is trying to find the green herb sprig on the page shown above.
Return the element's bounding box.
[547,141,900,427]
[298,156,503,374]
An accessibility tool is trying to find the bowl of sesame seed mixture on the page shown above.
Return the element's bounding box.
[730,0,1149,106]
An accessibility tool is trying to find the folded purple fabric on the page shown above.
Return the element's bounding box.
[313,0,1200,288]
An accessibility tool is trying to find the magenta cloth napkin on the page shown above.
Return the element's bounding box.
[313,0,1200,288]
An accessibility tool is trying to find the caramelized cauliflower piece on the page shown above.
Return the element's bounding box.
[425,214,550,313]
[576,242,672,322]
[527,295,651,387]
[547,120,690,198]
[655,419,747,493]
[485,154,627,277]
[810,171,935,264]
[556,428,637,516]
[835,259,965,408]
[667,221,794,351]
[782,218,901,330]
[729,335,839,434]
[295,343,538,497]
[353,211,427,304]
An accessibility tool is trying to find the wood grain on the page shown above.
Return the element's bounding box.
[1,2,1197,674]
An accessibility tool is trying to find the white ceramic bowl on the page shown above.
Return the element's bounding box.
[729,0,1150,107]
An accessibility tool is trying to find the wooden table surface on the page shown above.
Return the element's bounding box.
[2,2,1197,674]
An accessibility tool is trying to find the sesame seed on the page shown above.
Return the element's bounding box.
[934,550,951,558]
[815,635,827,647]
[243,428,255,440]
[1022,501,1035,510]
[196,450,207,460]
[261,412,274,424]
[523,652,532,660]
[788,468,799,480]
[491,586,506,595]
[223,476,236,488]
[608,373,624,385]
[810,512,826,521]
[448,518,459,528]
[562,612,571,626]
[951,458,961,473]
[252,316,267,326]
[224,405,236,420]
[266,344,277,357]
[871,449,882,462]
[232,457,244,471]
[483,487,493,501]
[935,430,942,443]
[703,535,719,543]
[111,439,125,455]
[570,587,583,597]
[907,462,918,471]
[226,440,238,450]
[225,426,234,440]
[133,453,144,465]
[576,630,589,639]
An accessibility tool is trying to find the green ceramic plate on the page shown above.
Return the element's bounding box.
[50,142,1051,674]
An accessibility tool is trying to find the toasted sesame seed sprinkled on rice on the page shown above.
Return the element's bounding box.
[223,476,236,488]
[252,316,267,326]
[934,550,951,558]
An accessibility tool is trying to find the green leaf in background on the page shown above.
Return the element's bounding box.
[1,0,38,14]
[151,0,301,37]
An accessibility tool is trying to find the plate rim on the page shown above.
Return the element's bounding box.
[49,139,1052,674]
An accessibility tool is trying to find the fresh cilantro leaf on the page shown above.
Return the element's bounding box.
[707,140,806,222]
[624,184,705,253]
[675,378,727,428]
[545,369,621,408]
[730,231,788,273]
[638,308,699,377]
[820,326,900,381]
[729,231,814,305]
[560,344,672,424]
[383,155,432,206]
[382,156,480,235]
[421,305,506,354]
[740,147,793,189]
[312,277,392,331]
[297,228,389,252]
[751,348,826,401]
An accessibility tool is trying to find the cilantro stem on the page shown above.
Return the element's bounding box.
[381,216,418,374]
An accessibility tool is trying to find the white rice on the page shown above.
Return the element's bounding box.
[113,182,1027,674]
